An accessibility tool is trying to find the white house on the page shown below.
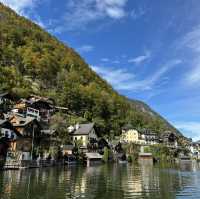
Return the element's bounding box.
[70,123,97,148]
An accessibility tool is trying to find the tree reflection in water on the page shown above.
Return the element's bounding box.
[0,162,200,199]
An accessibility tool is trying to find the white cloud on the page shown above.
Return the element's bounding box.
[91,65,135,89]
[77,45,94,53]
[128,50,151,64]
[179,26,200,85]
[0,0,39,16]
[101,58,110,62]
[1,0,47,29]
[33,15,46,29]
[181,26,200,53]
[91,59,181,91]
[173,121,200,141]
[186,58,200,85]
[58,0,128,31]
[130,7,146,20]
[112,60,120,64]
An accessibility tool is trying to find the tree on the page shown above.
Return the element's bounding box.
[50,113,69,144]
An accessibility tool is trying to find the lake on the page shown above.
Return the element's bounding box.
[0,161,200,199]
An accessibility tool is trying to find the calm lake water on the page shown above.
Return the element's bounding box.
[0,162,200,199]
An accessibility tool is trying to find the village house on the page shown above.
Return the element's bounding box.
[138,129,159,145]
[26,95,55,123]
[0,119,21,152]
[61,145,74,155]
[0,92,16,112]
[69,123,97,149]
[0,119,19,140]
[189,142,200,159]
[160,131,178,148]
[120,124,145,144]
[13,95,55,123]
[8,114,41,160]
[120,125,159,145]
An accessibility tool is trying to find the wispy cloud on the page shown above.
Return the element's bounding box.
[101,58,110,62]
[33,14,47,29]
[1,0,40,16]
[55,0,128,32]
[178,26,200,86]
[77,45,94,53]
[1,0,47,29]
[173,121,200,141]
[130,7,146,20]
[128,50,151,64]
[91,59,181,91]
[91,65,135,89]
[112,60,120,64]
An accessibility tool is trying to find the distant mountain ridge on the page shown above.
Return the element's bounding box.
[128,99,182,136]
[0,3,184,139]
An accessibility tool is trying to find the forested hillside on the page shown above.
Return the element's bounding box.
[0,3,181,137]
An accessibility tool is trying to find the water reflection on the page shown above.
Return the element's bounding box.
[0,162,200,199]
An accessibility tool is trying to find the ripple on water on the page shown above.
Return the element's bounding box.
[0,163,200,199]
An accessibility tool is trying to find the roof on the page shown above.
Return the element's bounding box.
[0,119,7,126]
[0,92,18,101]
[27,95,55,106]
[11,115,38,127]
[0,92,9,98]
[62,145,74,150]
[0,119,22,137]
[138,128,156,135]
[73,123,95,135]
[41,129,56,135]
[122,123,134,130]
[85,152,102,159]
[160,131,176,138]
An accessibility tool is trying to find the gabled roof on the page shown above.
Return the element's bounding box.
[0,119,7,126]
[0,92,18,101]
[27,95,55,106]
[63,145,74,150]
[0,92,9,98]
[138,128,156,135]
[160,131,176,138]
[73,123,95,135]
[122,123,134,130]
[10,114,39,128]
[41,129,56,135]
[0,119,22,137]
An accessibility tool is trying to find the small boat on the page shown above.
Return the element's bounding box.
[118,159,128,164]
[179,156,192,162]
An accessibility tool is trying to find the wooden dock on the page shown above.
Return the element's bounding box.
[3,160,63,170]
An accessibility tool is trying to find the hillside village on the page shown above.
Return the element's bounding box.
[0,2,199,169]
[0,92,199,169]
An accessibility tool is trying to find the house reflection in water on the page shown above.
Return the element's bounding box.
[0,164,199,199]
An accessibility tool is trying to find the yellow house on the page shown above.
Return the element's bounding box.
[120,125,145,144]
[71,123,97,148]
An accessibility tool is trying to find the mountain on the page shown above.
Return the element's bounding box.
[0,3,183,138]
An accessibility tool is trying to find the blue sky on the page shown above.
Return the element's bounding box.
[1,0,200,140]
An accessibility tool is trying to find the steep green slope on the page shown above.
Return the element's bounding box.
[0,3,182,137]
